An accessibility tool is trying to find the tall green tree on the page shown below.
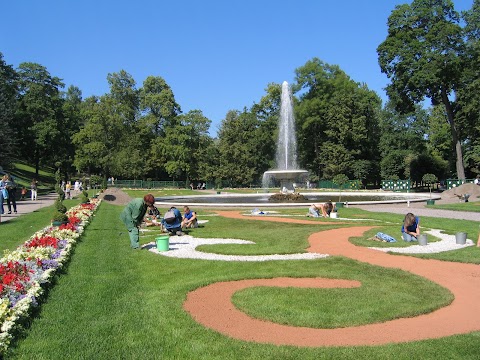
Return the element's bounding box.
[15,62,65,175]
[106,70,139,126]
[58,85,83,179]
[0,53,18,168]
[427,105,454,174]
[379,102,448,182]
[457,0,480,175]
[379,102,425,180]
[73,96,117,175]
[294,58,381,181]
[377,0,467,179]
[139,76,181,136]
[158,110,212,183]
[215,110,260,187]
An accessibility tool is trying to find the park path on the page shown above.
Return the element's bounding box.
[0,193,57,223]
[183,211,480,347]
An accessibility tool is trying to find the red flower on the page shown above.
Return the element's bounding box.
[0,261,32,296]
[2,274,15,285]
[80,203,95,210]
[60,223,76,231]
[26,235,59,248]
[67,216,81,225]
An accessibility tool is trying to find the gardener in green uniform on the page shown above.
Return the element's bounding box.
[120,194,155,249]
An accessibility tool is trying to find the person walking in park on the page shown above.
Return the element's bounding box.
[65,181,72,199]
[0,175,7,215]
[120,194,156,249]
[20,186,27,200]
[30,178,38,201]
[5,174,17,214]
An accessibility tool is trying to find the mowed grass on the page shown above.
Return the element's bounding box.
[4,203,480,359]
[232,257,452,328]
[429,200,480,212]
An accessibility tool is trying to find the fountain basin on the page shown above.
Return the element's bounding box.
[263,170,309,179]
[263,170,308,192]
[155,191,440,207]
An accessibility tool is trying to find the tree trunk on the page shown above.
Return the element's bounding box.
[441,89,465,180]
[34,148,40,178]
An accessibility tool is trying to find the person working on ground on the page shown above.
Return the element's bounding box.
[307,204,321,217]
[321,201,334,217]
[161,206,184,236]
[181,206,198,229]
[144,204,162,228]
[307,202,334,218]
[120,194,156,249]
[401,212,420,242]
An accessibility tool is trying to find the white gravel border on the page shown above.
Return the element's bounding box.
[143,235,328,261]
[368,229,475,254]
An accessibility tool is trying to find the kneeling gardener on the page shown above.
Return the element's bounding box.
[120,194,156,249]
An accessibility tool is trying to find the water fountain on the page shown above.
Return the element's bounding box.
[262,81,308,193]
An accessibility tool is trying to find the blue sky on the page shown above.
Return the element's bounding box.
[1,0,473,136]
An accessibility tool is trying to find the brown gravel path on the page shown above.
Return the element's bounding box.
[183,211,480,347]
[214,210,347,225]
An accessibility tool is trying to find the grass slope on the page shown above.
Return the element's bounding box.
[3,162,56,194]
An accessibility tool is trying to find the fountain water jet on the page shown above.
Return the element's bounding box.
[263,81,308,192]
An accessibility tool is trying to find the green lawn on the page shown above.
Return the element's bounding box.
[4,202,480,359]
[428,201,480,212]
[3,162,56,194]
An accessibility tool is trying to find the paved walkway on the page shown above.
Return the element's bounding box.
[0,193,57,223]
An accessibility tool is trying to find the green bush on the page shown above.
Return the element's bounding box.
[80,190,89,204]
[54,198,67,214]
[52,211,68,223]
[55,184,65,200]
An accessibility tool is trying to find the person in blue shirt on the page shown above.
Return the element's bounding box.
[401,212,420,242]
[162,206,184,236]
[181,206,198,229]
[0,174,7,215]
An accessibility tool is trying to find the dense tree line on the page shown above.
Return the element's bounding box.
[0,0,478,187]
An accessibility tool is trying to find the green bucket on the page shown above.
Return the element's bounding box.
[156,235,170,252]
[335,202,344,208]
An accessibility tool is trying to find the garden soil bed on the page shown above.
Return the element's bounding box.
[184,211,480,347]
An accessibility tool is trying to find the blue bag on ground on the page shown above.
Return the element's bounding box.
[376,232,397,242]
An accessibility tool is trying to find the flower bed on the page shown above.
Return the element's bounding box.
[0,199,101,354]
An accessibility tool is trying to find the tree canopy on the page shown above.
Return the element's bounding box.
[377,0,471,179]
